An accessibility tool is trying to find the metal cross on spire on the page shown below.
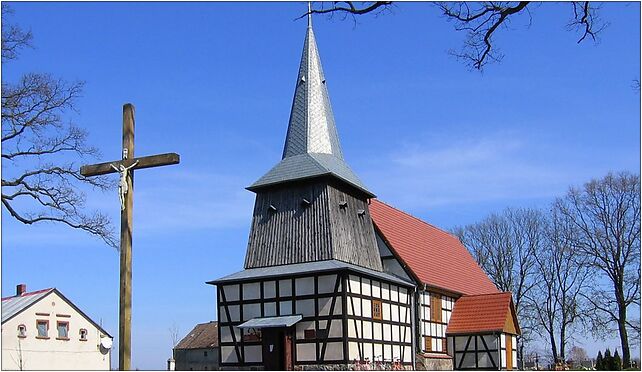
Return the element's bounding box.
[307,1,312,28]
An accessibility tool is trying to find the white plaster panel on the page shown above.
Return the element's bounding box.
[219,306,228,322]
[404,327,411,343]
[374,343,383,361]
[392,325,399,342]
[362,298,372,318]
[295,277,315,296]
[223,285,239,302]
[454,336,468,350]
[318,297,333,316]
[383,344,392,361]
[512,335,517,349]
[382,302,391,321]
[296,321,315,339]
[383,323,391,341]
[221,346,238,363]
[318,275,337,294]
[349,297,361,317]
[478,351,492,368]
[373,322,382,339]
[448,337,454,356]
[264,302,276,317]
[279,279,292,297]
[296,299,315,317]
[349,275,361,294]
[501,350,507,368]
[391,304,399,322]
[372,281,381,298]
[243,303,261,321]
[500,333,506,347]
[228,305,240,322]
[399,287,408,304]
[349,342,360,360]
[328,319,342,338]
[243,283,260,300]
[324,342,343,361]
[482,335,497,349]
[333,297,342,315]
[348,319,356,338]
[390,285,399,303]
[363,342,373,360]
[382,283,390,300]
[279,300,292,315]
[363,320,372,339]
[403,346,411,362]
[399,306,407,323]
[244,345,262,363]
[362,279,371,296]
[296,343,316,362]
[393,344,401,360]
[462,353,475,368]
[264,281,276,298]
[319,320,327,329]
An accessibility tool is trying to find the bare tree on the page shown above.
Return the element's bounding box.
[301,2,606,70]
[454,207,544,368]
[569,345,589,364]
[555,172,640,367]
[524,208,592,364]
[169,322,180,348]
[1,4,116,248]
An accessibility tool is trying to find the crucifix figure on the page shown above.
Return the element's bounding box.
[80,103,180,370]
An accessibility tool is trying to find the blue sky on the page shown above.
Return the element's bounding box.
[2,2,639,369]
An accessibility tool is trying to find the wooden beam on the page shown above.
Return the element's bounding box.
[80,153,180,177]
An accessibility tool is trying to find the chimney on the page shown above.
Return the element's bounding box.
[16,284,26,296]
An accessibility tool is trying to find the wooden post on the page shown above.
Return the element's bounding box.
[80,103,180,370]
[119,104,135,371]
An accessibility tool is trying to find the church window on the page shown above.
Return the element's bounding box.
[36,320,48,338]
[79,328,88,340]
[17,324,26,338]
[372,300,382,320]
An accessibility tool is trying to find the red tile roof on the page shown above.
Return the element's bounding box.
[368,199,498,296]
[446,292,520,335]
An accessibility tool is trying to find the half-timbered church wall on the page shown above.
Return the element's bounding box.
[215,267,414,369]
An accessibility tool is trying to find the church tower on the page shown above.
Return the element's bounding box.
[244,15,382,272]
[210,15,414,370]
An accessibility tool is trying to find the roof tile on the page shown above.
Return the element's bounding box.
[369,199,498,296]
[446,292,518,334]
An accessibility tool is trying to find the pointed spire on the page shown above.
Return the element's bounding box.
[248,13,374,198]
[307,2,312,28]
[282,16,343,160]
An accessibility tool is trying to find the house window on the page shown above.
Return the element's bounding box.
[204,351,208,357]
[36,320,48,338]
[57,321,69,340]
[79,328,88,341]
[17,324,26,338]
[304,329,316,339]
[372,300,382,320]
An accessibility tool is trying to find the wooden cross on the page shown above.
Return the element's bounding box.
[81,103,180,370]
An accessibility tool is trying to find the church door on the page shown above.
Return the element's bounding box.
[262,328,294,370]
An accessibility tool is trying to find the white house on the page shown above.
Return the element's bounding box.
[1,284,112,370]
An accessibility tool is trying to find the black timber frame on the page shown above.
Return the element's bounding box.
[215,267,414,368]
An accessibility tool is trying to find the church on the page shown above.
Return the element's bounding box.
[209,14,519,371]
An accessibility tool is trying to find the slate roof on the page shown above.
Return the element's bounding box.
[2,288,54,323]
[446,292,520,335]
[247,20,374,197]
[175,321,219,350]
[369,199,499,296]
[209,259,414,287]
